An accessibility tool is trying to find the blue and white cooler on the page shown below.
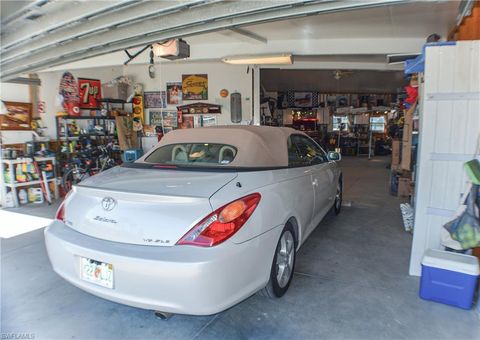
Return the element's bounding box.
[420,249,479,309]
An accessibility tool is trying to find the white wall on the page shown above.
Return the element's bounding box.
[0,82,29,102]
[122,61,253,125]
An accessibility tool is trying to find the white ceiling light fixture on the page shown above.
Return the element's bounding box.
[222,54,293,65]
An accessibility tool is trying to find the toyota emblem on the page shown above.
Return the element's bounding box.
[101,197,117,211]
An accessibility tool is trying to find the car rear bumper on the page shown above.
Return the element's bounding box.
[44,221,282,315]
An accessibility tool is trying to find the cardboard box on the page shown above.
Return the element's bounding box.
[102,83,130,101]
[401,103,416,171]
[392,139,401,166]
[397,177,411,197]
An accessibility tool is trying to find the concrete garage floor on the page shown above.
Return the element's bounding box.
[2,156,479,339]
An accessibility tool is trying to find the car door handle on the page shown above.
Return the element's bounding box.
[312,178,318,186]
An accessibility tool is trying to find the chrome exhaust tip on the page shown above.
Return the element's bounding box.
[154,311,173,320]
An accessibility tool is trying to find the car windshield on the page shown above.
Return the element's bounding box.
[144,143,238,166]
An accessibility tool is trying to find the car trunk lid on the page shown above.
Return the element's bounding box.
[64,167,237,246]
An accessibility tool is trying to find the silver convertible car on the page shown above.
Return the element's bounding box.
[45,125,342,316]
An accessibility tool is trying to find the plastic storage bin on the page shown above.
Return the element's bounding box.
[122,149,143,163]
[420,249,479,309]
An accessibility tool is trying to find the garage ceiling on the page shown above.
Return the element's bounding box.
[0,1,459,79]
[261,69,406,93]
[0,0,435,80]
[192,1,458,43]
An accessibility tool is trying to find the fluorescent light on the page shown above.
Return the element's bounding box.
[222,54,293,65]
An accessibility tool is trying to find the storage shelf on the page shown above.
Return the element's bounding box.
[1,157,55,165]
[58,134,117,140]
[56,115,118,120]
[5,178,57,188]
[1,155,59,207]
[98,98,130,104]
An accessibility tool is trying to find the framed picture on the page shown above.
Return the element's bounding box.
[337,95,349,107]
[182,74,208,100]
[201,115,217,127]
[294,92,313,108]
[78,78,102,109]
[167,82,182,105]
[179,115,194,129]
[0,101,32,130]
[144,91,166,108]
[161,111,178,127]
[149,111,163,126]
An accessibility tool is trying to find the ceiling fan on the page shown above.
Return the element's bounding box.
[333,70,353,80]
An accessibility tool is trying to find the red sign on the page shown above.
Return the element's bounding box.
[78,78,102,109]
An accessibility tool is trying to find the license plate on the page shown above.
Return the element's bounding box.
[80,257,114,289]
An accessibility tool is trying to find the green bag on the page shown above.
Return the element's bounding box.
[444,184,480,249]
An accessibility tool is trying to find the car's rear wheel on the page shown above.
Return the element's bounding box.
[260,223,297,298]
[334,179,342,215]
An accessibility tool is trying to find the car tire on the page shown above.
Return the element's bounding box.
[259,223,297,298]
[334,179,343,215]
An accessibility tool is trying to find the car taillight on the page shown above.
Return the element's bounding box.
[55,201,65,221]
[55,191,72,222]
[177,193,261,247]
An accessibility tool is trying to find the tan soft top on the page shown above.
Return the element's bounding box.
[143,125,307,167]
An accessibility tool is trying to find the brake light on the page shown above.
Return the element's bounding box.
[55,191,72,222]
[177,193,261,247]
[55,201,65,222]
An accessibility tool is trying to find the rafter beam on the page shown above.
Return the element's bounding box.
[1,0,139,50]
[3,77,41,86]
[229,28,268,44]
[1,0,49,27]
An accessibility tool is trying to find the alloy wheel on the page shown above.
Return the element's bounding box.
[335,182,342,211]
[276,230,295,288]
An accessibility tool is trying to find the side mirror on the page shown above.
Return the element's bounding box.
[328,151,342,161]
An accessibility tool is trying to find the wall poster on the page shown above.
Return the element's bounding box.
[161,111,178,127]
[182,74,208,100]
[144,91,166,108]
[149,111,163,126]
[201,115,217,127]
[179,115,194,129]
[293,92,313,108]
[78,78,102,109]
[167,82,182,105]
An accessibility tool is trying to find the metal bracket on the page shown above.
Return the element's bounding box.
[124,45,151,65]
